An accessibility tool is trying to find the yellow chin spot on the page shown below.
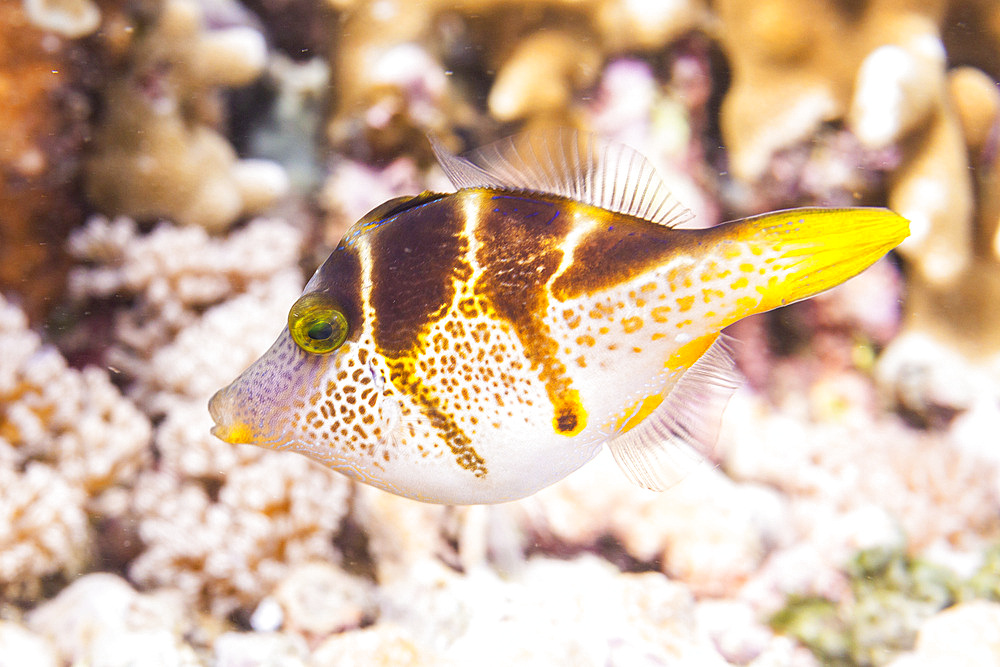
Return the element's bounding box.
[211,421,255,445]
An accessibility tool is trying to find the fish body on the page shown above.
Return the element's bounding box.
[210,131,908,504]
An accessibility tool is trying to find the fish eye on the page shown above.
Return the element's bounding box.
[288,292,349,354]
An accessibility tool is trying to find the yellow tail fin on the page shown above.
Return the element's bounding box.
[735,207,909,310]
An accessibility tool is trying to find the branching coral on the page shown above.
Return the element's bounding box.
[84,0,288,231]
[0,463,89,600]
[129,454,351,616]
[0,294,151,598]
[65,211,352,616]
[68,215,303,410]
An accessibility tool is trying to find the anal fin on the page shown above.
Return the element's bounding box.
[606,334,741,491]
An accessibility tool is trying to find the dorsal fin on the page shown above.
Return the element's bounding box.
[606,334,741,490]
[430,130,695,227]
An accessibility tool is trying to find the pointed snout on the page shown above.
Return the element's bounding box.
[208,383,259,445]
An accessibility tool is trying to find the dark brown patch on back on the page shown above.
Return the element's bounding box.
[350,192,484,474]
[475,192,586,435]
[366,194,472,356]
[552,213,701,300]
[310,245,365,342]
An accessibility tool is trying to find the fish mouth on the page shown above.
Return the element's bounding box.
[208,385,256,445]
[208,382,292,448]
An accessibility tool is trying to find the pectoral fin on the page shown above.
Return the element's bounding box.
[606,334,741,491]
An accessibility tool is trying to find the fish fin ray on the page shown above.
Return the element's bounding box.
[430,129,695,227]
[737,207,909,308]
[606,334,741,491]
[430,134,505,190]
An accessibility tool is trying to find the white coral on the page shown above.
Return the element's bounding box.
[22,0,101,38]
[68,216,303,409]
[25,573,197,666]
[721,389,1000,557]
[0,621,58,667]
[0,294,151,495]
[0,294,151,597]
[324,555,734,666]
[516,449,790,597]
[0,463,88,598]
[130,453,351,616]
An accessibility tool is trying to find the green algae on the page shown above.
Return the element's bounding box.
[770,546,967,666]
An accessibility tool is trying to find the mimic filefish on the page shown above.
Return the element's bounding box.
[209,130,908,504]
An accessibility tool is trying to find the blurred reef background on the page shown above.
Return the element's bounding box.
[2,0,1000,664]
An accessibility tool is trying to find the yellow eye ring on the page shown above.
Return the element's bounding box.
[288,292,349,354]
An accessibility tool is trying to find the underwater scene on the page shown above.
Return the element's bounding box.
[1,0,999,664]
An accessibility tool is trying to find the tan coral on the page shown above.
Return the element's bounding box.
[0,293,151,598]
[22,0,101,38]
[714,0,1000,391]
[324,0,708,155]
[716,0,982,288]
[487,31,601,124]
[129,453,351,616]
[67,216,303,409]
[0,1,89,323]
[84,0,287,231]
[877,63,1000,409]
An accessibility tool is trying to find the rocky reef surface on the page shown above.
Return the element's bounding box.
[1,0,1000,664]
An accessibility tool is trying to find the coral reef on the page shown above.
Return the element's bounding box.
[129,455,350,616]
[84,0,288,231]
[772,544,1000,667]
[1,0,999,665]
[0,1,90,322]
[0,294,150,599]
[324,0,708,158]
[889,600,1000,667]
[67,215,304,410]
[309,555,740,666]
[714,0,1000,416]
[770,547,958,665]
[25,573,198,666]
[65,212,355,616]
